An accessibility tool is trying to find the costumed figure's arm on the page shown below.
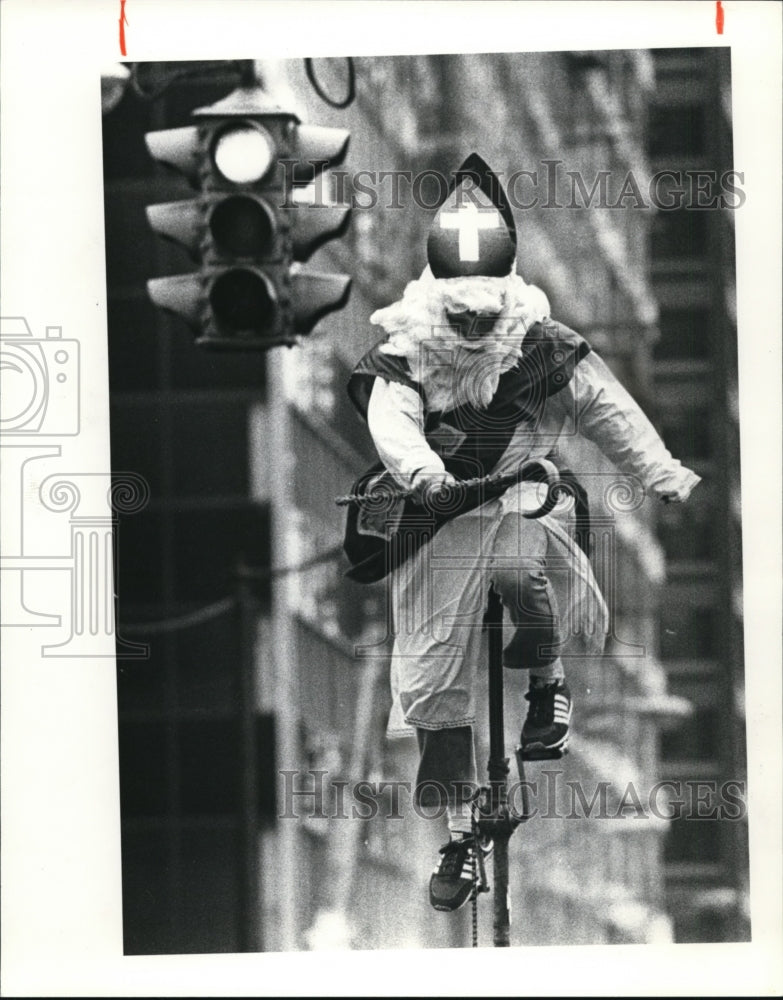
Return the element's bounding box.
[570,352,701,502]
[366,378,454,495]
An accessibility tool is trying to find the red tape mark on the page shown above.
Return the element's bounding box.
[716,0,724,34]
[119,0,128,55]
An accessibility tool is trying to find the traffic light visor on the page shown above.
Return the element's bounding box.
[144,126,201,186]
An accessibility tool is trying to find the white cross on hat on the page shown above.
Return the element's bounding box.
[439,201,503,262]
[427,154,516,279]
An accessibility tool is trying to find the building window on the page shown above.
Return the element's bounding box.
[661,707,720,761]
[659,407,712,462]
[649,103,707,158]
[654,307,712,360]
[658,502,714,562]
[664,814,721,863]
[659,604,719,660]
[651,209,709,260]
[651,47,709,82]
[658,482,714,561]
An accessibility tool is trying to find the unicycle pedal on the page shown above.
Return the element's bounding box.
[516,741,569,762]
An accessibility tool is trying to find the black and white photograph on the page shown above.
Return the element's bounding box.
[101,45,751,955]
[1,2,781,995]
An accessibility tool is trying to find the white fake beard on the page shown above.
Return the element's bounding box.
[416,335,522,412]
[371,272,550,413]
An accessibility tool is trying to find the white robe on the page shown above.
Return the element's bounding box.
[366,351,701,736]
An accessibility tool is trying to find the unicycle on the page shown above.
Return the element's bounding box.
[470,582,568,948]
[337,457,564,947]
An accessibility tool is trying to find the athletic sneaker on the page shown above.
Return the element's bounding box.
[429,834,491,912]
[520,679,572,758]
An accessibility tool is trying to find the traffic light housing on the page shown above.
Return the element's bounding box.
[144,86,352,349]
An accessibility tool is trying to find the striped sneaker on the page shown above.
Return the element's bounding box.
[429,835,491,912]
[520,679,572,758]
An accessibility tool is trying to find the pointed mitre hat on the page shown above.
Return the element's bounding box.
[426,153,517,279]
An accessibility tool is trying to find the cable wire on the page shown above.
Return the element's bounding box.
[122,596,237,635]
[304,57,356,108]
[121,544,344,635]
[239,543,344,580]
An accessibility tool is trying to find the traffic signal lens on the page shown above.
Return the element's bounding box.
[209,196,274,257]
[209,269,276,336]
[213,124,274,183]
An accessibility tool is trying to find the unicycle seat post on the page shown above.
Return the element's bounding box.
[486,586,510,804]
[479,585,516,947]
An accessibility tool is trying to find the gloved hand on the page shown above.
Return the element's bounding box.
[658,485,695,504]
[410,469,457,507]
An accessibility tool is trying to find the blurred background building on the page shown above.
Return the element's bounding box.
[102,46,747,953]
[647,46,749,943]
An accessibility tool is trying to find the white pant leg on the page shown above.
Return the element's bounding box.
[387,504,501,735]
[384,489,608,738]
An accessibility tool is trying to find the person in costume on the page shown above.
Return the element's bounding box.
[344,155,700,912]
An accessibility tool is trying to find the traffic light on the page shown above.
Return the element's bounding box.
[144,85,352,349]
